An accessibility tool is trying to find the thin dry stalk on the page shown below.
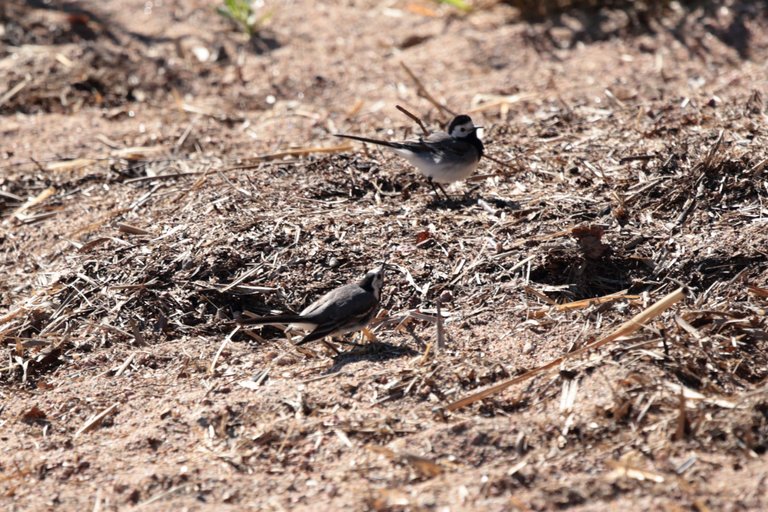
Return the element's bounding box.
[367,444,444,478]
[113,353,135,377]
[446,287,687,411]
[435,298,445,351]
[12,187,56,220]
[0,76,31,108]
[75,403,119,438]
[530,292,642,318]
[396,104,430,135]
[674,386,687,441]
[219,144,352,173]
[399,61,457,117]
[209,326,240,374]
[481,152,515,168]
[469,92,539,114]
[605,459,665,483]
[116,223,153,236]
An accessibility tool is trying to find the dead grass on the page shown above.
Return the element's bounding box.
[2,0,768,510]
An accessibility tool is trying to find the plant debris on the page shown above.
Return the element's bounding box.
[2,0,768,510]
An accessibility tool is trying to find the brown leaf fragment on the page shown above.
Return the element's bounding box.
[405,4,438,17]
[32,345,64,375]
[571,225,609,259]
[402,453,444,478]
[746,89,764,116]
[673,387,689,441]
[369,488,410,510]
[36,378,55,391]
[606,459,665,483]
[748,285,768,298]
[19,406,48,425]
[367,444,444,479]
[77,237,111,253]
[399,34,432,50]
[415,230,432,245]
[117,223,153,236]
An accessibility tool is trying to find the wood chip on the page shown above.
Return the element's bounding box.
[75,403,119,438]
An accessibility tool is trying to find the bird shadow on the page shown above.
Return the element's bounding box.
[424,192,520,212]
[425,195,476,210]
[322,341,418,374]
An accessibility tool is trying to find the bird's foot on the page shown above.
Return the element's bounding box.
[361,327,377,343]
[320,339,341,355]
[425,178,453,202]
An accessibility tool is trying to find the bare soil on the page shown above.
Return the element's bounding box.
[2,1,768,510]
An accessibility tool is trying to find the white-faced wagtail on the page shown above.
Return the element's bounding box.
[335,115,484,197]
[239,265,386,346]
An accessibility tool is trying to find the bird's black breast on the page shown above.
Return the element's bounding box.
[469,133,484,157]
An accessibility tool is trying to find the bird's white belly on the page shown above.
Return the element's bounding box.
[400,152,478,184]
[288,322,316,332]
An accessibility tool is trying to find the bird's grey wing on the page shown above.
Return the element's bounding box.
[294,288,379,346]
[301,284,378,324]
[391,133,440,153]
[422,132,475,162]
[423,131,452,144]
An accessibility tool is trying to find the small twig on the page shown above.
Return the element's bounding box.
[75,403,119,438]
[217,145,350,173]
[116,223,153,236]
[92,488,103,512]
[0,190,23,202]
[29,156,47,173]
[445,287,687,411]
[123,171,201,184]
[482,153,515,168]
[221,265,262,293]
[209,326,240,374]
[674,386,687,441]
[0,76,31,108]
[619,154,656,164]
[702,129,725,170]
[435,297,445,352]
[12,186,56,220]
[136,485,188,508]
[113,353,135,377]
[399,61,457,117]
[396,104,429,135]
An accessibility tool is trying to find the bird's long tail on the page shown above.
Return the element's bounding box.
[238,314,305,325]
[334,133,406,150]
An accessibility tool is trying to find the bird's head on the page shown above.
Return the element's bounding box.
[360,263,387,298]
[447,114,481,139]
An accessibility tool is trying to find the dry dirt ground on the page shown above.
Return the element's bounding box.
[2,1,768,510]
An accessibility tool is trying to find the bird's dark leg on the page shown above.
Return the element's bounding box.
[334,338,365,347]
[426,177,450,201]
[435,182,450,200]
[464,183,481,198]
[320,338,341,354]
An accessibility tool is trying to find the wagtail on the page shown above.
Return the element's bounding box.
[335,114,484,197]
[239,265,386,346]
